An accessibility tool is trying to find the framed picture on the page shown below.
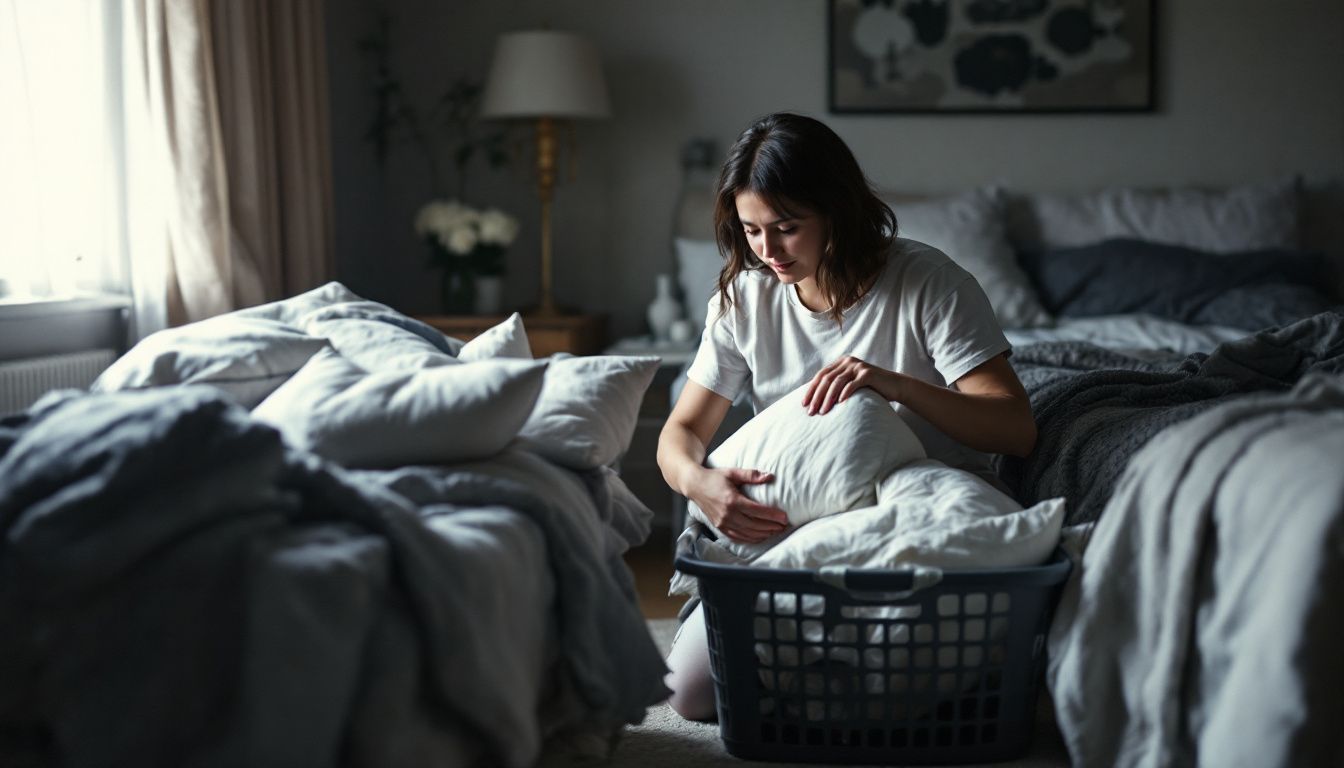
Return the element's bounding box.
[828,0,1155,113]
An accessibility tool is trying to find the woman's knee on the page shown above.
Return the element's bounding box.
[664,606,717,721]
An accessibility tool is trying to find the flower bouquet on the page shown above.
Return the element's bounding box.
[415,200,519,314]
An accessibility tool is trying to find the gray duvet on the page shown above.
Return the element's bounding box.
[0,386,668,768]
[1048,373,1344,767]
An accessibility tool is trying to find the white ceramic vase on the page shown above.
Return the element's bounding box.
[647,273,683,342]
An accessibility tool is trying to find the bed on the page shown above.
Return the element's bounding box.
[668,173,1344,766]
[0,283,670,768]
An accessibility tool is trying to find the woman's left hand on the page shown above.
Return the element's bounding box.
[801,355,904,415]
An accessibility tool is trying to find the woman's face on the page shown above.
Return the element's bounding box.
[735,191,827,292]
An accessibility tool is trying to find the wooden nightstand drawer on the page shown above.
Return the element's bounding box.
[418,313,607,357]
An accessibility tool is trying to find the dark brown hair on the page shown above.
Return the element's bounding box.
[712,112,896,324]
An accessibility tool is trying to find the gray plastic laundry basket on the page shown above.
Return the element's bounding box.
[674,535,1071,765]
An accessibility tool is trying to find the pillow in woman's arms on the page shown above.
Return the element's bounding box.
[686,383,926,558]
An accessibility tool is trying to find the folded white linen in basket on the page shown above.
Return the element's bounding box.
[671,460,1065,597]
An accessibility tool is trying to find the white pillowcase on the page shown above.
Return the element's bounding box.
[458,312,532,361]
[304,317,459,372]
[892,186,1052,329]
[515,355,661,470]
[674,237,723,330]
[754,460,1066,572]
[91,315,329,409]
[1005,178,1301,253]
[686,383,927,559]
[252,347,548,468]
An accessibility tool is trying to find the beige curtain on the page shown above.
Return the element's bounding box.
[210,0,334,304]
[122,0,333,336]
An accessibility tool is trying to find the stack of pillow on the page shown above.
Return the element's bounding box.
[674,178,1335,333]
[91,283,661,473]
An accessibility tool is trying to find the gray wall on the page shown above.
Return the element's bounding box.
[327,0,1344,339]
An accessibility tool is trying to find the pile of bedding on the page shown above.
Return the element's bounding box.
[0,282,669,768]
[1048,372,1344,766]
[670,381,1066,598]
[998,310,1344,525]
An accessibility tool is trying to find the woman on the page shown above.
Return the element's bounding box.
[656,112,1037,720]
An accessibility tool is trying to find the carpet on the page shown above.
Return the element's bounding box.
[591,619,1072,768]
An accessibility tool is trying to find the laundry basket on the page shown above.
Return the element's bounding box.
[674,536,1071,765]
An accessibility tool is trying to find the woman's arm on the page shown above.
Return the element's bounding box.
[658,380,789,543]
[801,353,1037,457]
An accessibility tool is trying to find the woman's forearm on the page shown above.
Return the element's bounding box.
[894,375,1037,457]
[657,422,709,496]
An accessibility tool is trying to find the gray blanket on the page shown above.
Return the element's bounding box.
[1048,373,1344,767]
[999,310,1344,524]
[0,387,668,768]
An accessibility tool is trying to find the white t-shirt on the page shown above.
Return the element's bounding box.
[685,238,1012,481]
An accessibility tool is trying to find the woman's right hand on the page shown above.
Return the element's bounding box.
[685,467,789,544]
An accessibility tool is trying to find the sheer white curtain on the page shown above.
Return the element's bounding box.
[0,0,126,300]
[2,0,334,339]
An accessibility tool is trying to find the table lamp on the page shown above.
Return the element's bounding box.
[480,30,611,316]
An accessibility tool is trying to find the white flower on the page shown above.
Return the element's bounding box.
[477,208,519,246]
[441,225,479,255]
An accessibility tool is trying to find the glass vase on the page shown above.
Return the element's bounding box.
[440,270,476,315]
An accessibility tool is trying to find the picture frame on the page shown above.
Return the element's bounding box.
[828,0,1156,114]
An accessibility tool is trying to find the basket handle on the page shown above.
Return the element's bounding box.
[815,564,943,600]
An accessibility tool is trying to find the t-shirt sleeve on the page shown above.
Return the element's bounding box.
[684,291,750,401]
[919,267,1012,386]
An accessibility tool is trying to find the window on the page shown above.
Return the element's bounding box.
[0,0,126,301]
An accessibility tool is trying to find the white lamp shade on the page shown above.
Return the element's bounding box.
[480,30,611,120]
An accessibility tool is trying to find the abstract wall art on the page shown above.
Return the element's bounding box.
[829,0,1155,113]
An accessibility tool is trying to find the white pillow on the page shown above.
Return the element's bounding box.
[686,383,927,559]
[233,281,366,324]
[515,355,660,470]
[252,348,549,468]
[893,187,1052,329]
[91,315,329,409]
[458,312,532,361]
[675,237,723,330]
[303,317,459,372]
[1006,178,1301,253]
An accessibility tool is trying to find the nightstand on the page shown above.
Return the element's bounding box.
[418,313,607,357]
[605,336,699,534]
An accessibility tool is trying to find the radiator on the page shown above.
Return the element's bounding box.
[0,349,117,416]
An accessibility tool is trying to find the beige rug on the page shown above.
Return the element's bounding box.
[595,619,1071,768]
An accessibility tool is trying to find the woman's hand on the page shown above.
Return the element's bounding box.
[802,355,903,415]
[684,466,789,543]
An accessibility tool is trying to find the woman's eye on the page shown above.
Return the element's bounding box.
[744,228,760,237]
[778,226,796,235]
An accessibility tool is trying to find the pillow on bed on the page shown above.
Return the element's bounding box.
[675,237,723,329]
[514,355,660,470]
[252,348,548,468]
[458,312,532,361]
[686,383,927,559]
[891,187,1052,329]
[303,316,459,372]
[1006,178,1301,253]
[91,315,329,409]
[1019,238,1333,329]
[238,281,462,356]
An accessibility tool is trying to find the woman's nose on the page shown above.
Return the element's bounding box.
[759,233,778,259]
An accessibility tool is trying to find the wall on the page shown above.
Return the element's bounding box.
[326,0,1344,338]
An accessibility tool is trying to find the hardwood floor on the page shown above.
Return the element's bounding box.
[624,526,685,620]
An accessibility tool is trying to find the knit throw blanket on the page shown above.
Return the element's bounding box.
[997,311,1344,525]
